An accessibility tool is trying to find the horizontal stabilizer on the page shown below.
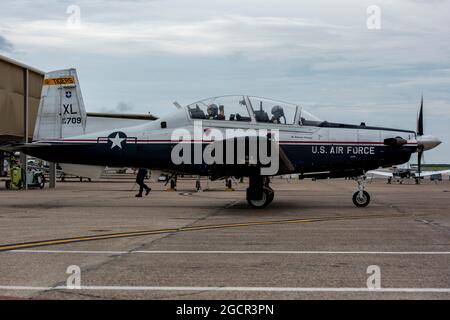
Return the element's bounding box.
[0,142,51,152]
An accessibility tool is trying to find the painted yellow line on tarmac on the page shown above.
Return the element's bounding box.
[0,213,403,252]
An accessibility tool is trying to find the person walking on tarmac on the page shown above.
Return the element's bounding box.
[135,168,151,197]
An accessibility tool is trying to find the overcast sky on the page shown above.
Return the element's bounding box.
[1,0,449,162]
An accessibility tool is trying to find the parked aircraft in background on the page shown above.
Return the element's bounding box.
[368,162,450,184]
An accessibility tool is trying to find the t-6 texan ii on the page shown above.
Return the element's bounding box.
[5,69,442,208]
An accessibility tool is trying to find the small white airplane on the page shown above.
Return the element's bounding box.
[2,69,443,208]
[368,162,450,184]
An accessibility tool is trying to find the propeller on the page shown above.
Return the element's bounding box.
[383,96,440,181]
[417,95,424,136]
[415,96,442,179]
[417,95,424,177]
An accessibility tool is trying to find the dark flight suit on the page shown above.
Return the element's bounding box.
[136,168,151,197]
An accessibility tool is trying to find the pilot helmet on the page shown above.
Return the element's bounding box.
[207,104,219,117]
[271,105,284,119]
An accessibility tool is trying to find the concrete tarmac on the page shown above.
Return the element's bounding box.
[0,177,449,299]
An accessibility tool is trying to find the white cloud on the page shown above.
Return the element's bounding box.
[0,35,14,53]
[1,15,348,57]
[2,0,449,71]
[100,101,134,113]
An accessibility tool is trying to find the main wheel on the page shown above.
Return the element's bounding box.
[352,191,370,207]
[247,187,274,209]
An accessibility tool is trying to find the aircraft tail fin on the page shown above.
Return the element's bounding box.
[398,162,411,170]
[33,69,87,140]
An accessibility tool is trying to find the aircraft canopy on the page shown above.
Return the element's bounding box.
[186,95,321,125]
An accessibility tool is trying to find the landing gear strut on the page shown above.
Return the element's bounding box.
[352,175,370,207]
[246,176,274,208]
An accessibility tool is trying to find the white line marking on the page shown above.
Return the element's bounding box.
[7,250,450,255]
[0,285,449,293]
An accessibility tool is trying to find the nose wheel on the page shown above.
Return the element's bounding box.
[352,190,370,207]
[352,176,371,207]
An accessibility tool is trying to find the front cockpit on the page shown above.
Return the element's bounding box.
[186,95,322,126]
[187,96,251,122]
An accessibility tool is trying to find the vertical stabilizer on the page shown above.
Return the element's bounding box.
[33,69,87,140]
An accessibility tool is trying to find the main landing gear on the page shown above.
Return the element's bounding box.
[246,176,274,208]
[352,175,371,207]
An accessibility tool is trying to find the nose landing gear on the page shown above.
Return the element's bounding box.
[352,175,371,207]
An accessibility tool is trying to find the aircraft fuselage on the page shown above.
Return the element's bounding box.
[25,119,417,179]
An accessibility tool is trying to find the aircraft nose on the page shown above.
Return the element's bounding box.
[417,135,442,151]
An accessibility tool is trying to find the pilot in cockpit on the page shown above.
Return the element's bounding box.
[217,105,225,120]
[271,105,285,124]
[207,104,219,120]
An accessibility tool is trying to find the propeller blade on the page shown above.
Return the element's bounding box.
[417,95,424,136]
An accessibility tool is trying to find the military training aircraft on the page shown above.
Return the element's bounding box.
[4,69,443,208]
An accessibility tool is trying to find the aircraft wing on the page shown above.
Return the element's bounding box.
[415,170,450,177]
[367,170,393,178]
[204,135,294,179]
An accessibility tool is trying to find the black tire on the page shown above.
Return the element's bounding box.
[196,180,201,191]
[247,187,274,209]
[352,191,370,207]
[5,180,11,190]
[37,174,46,189]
